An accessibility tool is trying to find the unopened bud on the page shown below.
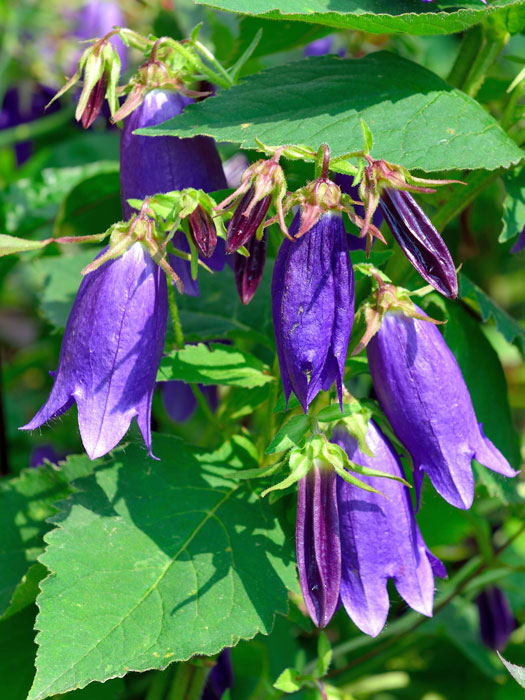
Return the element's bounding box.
[226,187,271,253]
[188,205,217,258]
[234,231,267,304]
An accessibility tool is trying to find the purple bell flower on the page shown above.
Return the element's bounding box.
[333,422,446,637]
[201,649,234,700]
[272,211,354,412]
[72,0,128,72]
[296,461,341,628]
[120,89,227,220]
[120,88,228,287]
[21,243,168,460]
[476,587,515,651]
[367,309,517,509]
[378,188,458,299]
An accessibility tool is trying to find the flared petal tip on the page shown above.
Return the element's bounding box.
[475,425,520,479]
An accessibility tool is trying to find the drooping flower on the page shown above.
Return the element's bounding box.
[234,232,267,305]
[378,187,458,298]
[272,211,354,412]
[333,421,446,637]
[476,587,515,651]
[120,88,227,220]
[296,459,341,628]
[367,308,517,509]
[21,242,168,460]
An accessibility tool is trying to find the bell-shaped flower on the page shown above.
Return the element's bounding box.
[272,211,354,412]
[476,587,515,651]
[120,88,227,220]
[201,649,234,700]
[367,308,517,509]
[20,242,168,460]
[296,459,341,628]
[333,422,446,637]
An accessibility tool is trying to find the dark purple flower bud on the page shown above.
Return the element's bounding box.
[272,212,355,412]
[234,232,267,305]
[120,89,227,220]
[81,72,108,129]
[296,461,341,628]
[476,587,515,651]
[225,188,272,254]
[333,421,445,637]
[511,227,525,254]
[378,187,458,299]
[188,205,218,259]
[201,649,234,700]
[160,380,218,423]
[20,243,168,460]
[367,309,518,509]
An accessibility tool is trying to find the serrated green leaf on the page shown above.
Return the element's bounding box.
[138,54,523,173]
[0,234,51,257]
[500,167,525,243]
[0,467,70,619]
[157,342,274,387]
[29,436,296,699]
[266,415,310,454]
[196,0,524,35]
[273,667,303,692]
[0,162,119,238]
[28,251,96,329]
[459,274,525,356]
[498,653,525,688]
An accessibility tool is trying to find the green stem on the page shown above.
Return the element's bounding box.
[0,106,75,148]
[447,26,484,89]
[144,669,174,700]
[167,282,185,350]
[167,662,209,700]
[502,82,524,132]
[432,169,500,233]
[461,23,510,98]
[191,384,223,433]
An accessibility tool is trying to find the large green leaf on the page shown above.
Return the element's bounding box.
[500,167,525,243]
[196,0,524,35]
[158,342,274,387]
[0,456,96,620]
[499,653,525,688]
[459,274,525,355]
[29,436,296,699]
[138,54,524,173]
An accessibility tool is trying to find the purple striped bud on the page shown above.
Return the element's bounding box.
[367,308,517,509]
[272,211,354,412]
[188,205,217,259]
[120,89,227,220]
[225,188,272,253]
[476,587,515,651]
[81,72,108,129]
[333,421,446,637]
[296,461,341,628]
[234,232,267,305]
[20,243,168,460]
[379,187,458,298]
